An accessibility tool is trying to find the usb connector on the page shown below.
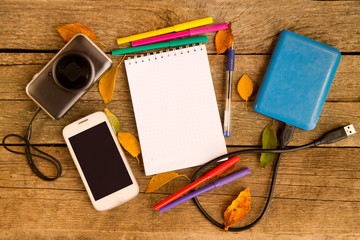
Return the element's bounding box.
[314,124,356,146]
[344,124,356,136]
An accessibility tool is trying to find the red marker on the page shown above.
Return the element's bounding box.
[153,155,240,211]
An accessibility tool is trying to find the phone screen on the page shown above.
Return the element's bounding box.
[69,122,133,201]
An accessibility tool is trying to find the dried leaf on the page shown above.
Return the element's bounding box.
[146,171,190,193]
[224,188,251,231]
[117,132,141,164]
[104,108,120,134]
[260,121,278,168]
[218,162,239,178]
[56,23,106,47]
[237,74,253,111]
[217,158,249,177]
[99,55,125,104]
[212,22,234,62]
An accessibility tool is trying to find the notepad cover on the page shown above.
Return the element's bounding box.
[253,30,341,130]
[125,45,227,175]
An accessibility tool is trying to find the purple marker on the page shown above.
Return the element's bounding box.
[159,167,250,213]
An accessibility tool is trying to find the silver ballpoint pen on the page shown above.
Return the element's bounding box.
[224,42,235,137]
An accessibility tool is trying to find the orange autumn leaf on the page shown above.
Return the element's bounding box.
[56,23,106,47]
[146,171,190,193]
[99,55,126,104]
[224,188,251,231]
[237,74,253,111]
[117,132,141,164]
[212,22,234,62]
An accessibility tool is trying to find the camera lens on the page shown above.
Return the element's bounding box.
[53,52,94,92]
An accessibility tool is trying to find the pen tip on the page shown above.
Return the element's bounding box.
[224,131,230,137]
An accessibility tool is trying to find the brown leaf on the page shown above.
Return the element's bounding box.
[224,188,251,231]
[56,23,106,47]
[217,162,239,178]
[217,158,249,177]
[146,171,190,193]
[212,22,234,62]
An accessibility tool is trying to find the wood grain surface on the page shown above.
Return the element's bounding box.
[0,0,359,239]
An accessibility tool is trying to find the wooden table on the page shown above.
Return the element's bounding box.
[1,1,359,239]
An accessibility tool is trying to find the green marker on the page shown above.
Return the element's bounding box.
[112,35,208,55]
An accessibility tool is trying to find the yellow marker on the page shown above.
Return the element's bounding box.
[117,17,213,45]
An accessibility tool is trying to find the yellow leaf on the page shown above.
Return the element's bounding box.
[237,74,253,111]
[146,171,190,193]
[98,55,125,104]
[56,23,106,47]
[117,132,141,163]
[104,108,120,134]
[224,188,251,231]
[212,22,234,63]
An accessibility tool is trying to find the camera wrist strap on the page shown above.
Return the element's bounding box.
[2,108,62,181]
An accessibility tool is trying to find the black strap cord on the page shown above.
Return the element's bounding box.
[191,123,304,232]
[2,108,62,181]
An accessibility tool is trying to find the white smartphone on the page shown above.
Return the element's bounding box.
[63,111,139,211]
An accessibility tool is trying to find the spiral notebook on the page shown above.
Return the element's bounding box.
[124,44,227,175]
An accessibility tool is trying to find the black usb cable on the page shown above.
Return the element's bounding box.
[191,123,356,231]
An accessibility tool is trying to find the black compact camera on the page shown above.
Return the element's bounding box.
[26,34,112,120]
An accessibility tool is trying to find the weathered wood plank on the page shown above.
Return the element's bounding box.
[0,100,358,146]
[0,1,359,53]
[1,147,359,203]
[2,229,359,240]
[0,188,359,239]
[1,54,359,102]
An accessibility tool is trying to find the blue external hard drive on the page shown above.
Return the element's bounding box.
[253,30,341,130]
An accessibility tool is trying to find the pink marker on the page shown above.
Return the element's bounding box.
[132,23,228,47]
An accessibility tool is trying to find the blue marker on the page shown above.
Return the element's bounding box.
[224,42,235,137]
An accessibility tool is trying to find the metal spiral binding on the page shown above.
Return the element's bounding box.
[126,44,204,65]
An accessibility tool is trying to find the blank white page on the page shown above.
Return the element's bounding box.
[125,44,227,175]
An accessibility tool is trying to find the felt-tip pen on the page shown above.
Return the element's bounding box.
[117,17,213,45]
[112,35,208,55]
[154,155,240,211]
[158,167,250,213]
[132,23,228,47]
